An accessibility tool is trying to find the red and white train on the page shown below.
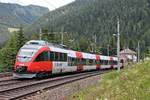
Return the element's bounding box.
[13,40,124,78]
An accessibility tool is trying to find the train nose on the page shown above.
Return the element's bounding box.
[15,66,27,73]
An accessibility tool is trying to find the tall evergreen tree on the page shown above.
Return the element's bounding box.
[0,27,26,71]
[15,26,26,50]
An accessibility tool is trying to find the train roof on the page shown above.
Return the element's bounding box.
[21,44,43,50]
[23,40,118,61]
[48,45,69,54]
[21,40,46,50]
[26,40,48,45]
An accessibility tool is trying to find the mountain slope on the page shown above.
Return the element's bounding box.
[0,3,49,46]
[26,0,150,55]
[0,3,49,25]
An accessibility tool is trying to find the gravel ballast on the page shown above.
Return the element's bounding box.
[25,75,101,100]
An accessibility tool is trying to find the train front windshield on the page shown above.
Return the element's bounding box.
[17,49,36,62]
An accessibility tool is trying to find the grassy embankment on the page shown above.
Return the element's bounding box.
[68,61,150,100]
[0,63,3,72]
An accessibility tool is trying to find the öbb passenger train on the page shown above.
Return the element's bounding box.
[13,40,123,78]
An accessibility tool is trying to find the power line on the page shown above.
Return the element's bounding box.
[13,0,24,5]
[44,0,57,10]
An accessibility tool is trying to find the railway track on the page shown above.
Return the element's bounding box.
[0,79,34,87]
[0,79,18,86]
[0,72,12,78]
[0,70,107,100]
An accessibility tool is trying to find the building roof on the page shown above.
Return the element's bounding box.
[120,48,136,55]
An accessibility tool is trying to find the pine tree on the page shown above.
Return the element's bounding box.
[16,26,26,50]
[0,27,26,71]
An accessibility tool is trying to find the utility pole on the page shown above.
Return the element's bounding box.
[61,27,64,45]
[117,18,120,72]
[39,28,42,40]
[61,32,64,45]
[107,44,109,56]
[91,43,94,53]
[94,34,97,53]
[138,41,140,62]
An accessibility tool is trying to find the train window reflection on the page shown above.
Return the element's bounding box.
[35,51,48,62]
[49,52,67,62]
[18,49,35,57]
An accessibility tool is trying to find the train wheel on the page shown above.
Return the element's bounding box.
[36,72,52,79]
[36,73,44,79]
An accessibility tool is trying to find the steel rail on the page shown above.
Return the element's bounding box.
[0,70,108,100]
[0,72,12,78]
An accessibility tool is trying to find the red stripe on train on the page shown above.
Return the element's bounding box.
[109,56,113,69]
[96,55,101,70]
[76,51,83,71]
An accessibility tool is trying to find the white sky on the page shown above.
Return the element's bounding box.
[0,0,75,10]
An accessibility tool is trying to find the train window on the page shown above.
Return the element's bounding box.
[70,57,74,66]
[93,60,96,65]
[102,60,104,65]
[68,58,99,66]
[68,57,78,66]
[60,53,63,61]
[72,58,78,66]
[70,57,73,65]
[49,52,55,61]
[64,53,67,61]
[113,61,118,65]
[35,51,48,62]
[61,53,67,61]
[79,58,86,65]
[100,60,103,65]
[82,59,86,65]
[89,59,93,65]
[109,60,113,65]
[55,52,60,61]
[68,57,100,66]
[68,57,72,66]
[49,52,67,62]
[86,59,89,65]
[111,61,117,65]
[107,60,111,65]
[104,60,108,65]
[100,60,108,65]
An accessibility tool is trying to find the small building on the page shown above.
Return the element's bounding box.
[8,27,19,33]
[120,48,137,63]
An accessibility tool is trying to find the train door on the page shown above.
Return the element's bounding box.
[96,55,101,70]
[110,57,114,69]
[76,52,83,72]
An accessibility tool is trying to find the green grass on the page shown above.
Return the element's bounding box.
[68,61,150,100]
[0,62,3,72]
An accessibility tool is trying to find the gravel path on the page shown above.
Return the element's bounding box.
[25,75,100,100]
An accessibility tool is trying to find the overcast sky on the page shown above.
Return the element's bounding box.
[0,0,75,10]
